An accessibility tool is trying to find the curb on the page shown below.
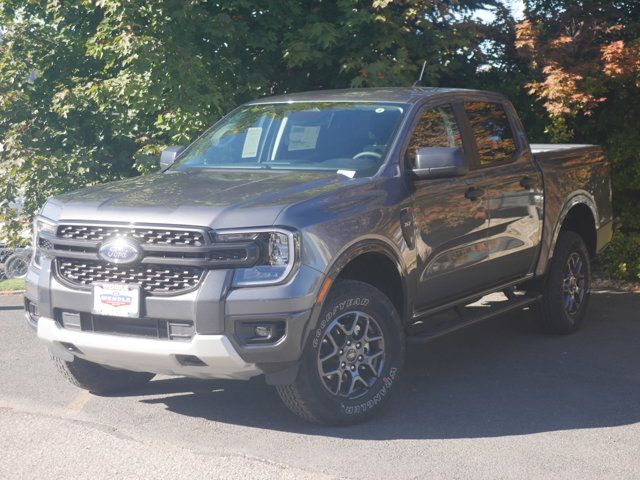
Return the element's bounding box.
[592,279,640,293]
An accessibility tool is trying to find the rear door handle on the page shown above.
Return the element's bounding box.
[520,176,535,189]
[465,186,485,201]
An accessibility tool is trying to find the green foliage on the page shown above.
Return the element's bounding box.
[598,232,640,281]
[0,278,25,291]
[0,0,499,244]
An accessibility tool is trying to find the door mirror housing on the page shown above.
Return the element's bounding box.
[411,147,468,179]
[159,145,185,170]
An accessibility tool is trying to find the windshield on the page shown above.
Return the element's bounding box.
[172,102,406,176]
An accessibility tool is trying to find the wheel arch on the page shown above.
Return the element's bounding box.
[549,194,598,263]
[324,238,408,322]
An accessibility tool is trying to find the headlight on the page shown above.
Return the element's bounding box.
[32,216,57,268]
[216,228,298,286]
[34,216,57,236]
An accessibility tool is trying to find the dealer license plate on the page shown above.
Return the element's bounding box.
[92,283,140,318]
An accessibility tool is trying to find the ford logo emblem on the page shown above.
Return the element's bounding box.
[98,238,141,264]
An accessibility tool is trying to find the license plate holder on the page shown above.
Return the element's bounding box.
[92,283,141,318]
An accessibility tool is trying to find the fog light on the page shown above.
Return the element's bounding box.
[255,325,272,338]
[235,320,286,345]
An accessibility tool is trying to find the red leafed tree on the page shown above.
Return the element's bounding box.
[516,2,640,136]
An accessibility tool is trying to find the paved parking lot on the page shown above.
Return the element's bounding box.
[1,290,639,479]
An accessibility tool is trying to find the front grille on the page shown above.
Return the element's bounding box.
[57,259,203,294]
[57,225,206,246]
[41,223,259,272]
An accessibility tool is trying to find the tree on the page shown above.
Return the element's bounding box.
[0,0,498,243]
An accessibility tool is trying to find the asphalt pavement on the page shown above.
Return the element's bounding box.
[1,290,639,479]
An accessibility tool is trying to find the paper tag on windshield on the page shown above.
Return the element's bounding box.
[337,169,356,178]
[288,126,320,151]
[242,127,262,158]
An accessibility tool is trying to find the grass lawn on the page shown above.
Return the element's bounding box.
[0,278,25,292]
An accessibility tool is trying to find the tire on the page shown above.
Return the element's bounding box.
[536,230,591,334]
[276,280,405,425]
[52,354,155,394]
[4,253,30,279]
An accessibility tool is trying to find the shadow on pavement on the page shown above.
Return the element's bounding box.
[129,290,640,439]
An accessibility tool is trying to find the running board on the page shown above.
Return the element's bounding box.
[406,293,542,344]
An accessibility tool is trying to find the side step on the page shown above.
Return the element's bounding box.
[406,292,542,344]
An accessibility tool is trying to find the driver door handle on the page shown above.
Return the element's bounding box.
[465,186,485,201]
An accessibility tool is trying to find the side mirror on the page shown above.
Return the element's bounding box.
[411,147,469,179]
[159,145,185,170]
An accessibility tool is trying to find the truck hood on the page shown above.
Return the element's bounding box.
[42,169,347,228]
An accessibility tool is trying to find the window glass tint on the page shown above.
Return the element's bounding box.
[406,104,462,167]
[465,102,516,166]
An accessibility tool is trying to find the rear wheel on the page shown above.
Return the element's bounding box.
[277,280,405,425]
[536,230,591,334]
[52,355,155,394]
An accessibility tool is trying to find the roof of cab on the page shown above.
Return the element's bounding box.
[247,87,486,105]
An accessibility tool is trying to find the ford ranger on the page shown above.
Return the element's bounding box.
[25,87,613,424]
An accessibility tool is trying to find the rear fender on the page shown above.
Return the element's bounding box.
[536,192,598,277]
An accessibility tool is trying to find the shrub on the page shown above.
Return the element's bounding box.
[596,232,640,281]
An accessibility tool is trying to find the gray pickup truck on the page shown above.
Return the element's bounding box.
[25,87,613,424]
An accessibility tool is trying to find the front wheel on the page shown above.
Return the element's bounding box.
[536,230,591,334]
[277,280,405,425]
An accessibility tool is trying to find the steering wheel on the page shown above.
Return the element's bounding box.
[352,151,383,160]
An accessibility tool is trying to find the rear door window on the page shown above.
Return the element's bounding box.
[464,102,517,166]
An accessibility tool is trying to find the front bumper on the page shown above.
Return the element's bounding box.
[37,317,260,379]
[26,258,324,380]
